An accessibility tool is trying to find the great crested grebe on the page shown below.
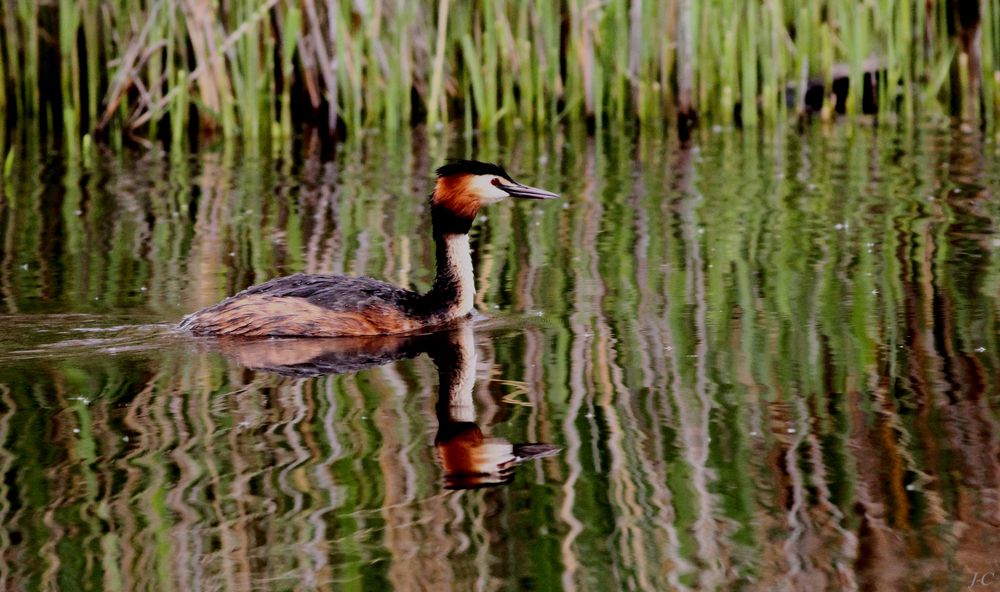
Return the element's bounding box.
[179,160,558,337]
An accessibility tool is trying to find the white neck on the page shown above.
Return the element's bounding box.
[441,233,475,318]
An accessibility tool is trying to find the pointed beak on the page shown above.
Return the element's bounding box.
[502,181,559,200]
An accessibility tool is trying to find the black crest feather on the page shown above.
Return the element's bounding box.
[436,159,513,181]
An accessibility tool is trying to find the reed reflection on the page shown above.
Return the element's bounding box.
[214,320,560,489]
[3,123,1000,590]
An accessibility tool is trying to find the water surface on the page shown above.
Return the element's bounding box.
[1,124,999,590]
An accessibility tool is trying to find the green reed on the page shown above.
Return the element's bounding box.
[1,0,999,145]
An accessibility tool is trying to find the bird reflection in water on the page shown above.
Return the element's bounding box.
[212,320,559,489]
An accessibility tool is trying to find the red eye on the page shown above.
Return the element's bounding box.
[491,178,503,187]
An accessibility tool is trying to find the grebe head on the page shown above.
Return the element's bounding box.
[432,159,558,222]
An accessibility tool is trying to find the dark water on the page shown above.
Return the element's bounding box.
[1,123,999,591]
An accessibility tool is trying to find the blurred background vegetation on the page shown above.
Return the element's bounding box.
[0,0,998,153]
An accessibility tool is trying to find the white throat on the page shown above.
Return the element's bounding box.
[444,234,475,317]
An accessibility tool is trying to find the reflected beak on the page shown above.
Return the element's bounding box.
[502,181,559,200]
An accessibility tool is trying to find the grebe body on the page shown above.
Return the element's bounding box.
[179,160,557,337]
